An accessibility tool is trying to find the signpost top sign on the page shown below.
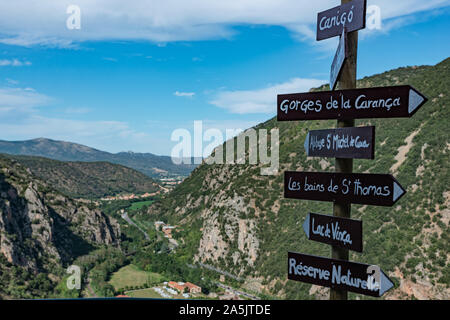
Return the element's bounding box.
[317,0,367,41]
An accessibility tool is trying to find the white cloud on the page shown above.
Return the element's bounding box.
[5,78,19,85]
[0,114,159,152]
[176,119,263,135]
[102,57,118,62]
[209,78,325,114]
[174,91,195,97]
[64,107,91,114]
[0,58,31,66]
[0,87,51,114]
[3,116,128,138]
[0,86,159,153]
[0,0,447,47]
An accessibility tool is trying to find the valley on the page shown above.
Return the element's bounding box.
[0,58,448,300]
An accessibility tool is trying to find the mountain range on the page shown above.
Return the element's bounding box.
[0,138,197,179]
[0,154,162,199]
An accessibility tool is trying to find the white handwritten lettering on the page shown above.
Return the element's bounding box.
[355,95,401,111]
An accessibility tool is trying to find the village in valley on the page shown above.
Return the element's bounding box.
[100,197,251,300]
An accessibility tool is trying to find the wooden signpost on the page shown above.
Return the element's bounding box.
[304,126,375,159]
[277,85,428,121]
[285,171,406,206]
[288,252,394,297]
[279,0,428,300]
[303,212,363,252]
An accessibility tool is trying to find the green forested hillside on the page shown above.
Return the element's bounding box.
[149,58,450,299]
[1,154,161,199]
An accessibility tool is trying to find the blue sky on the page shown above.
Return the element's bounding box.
[0,1,449,156]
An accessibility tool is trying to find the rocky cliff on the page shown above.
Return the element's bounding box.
[0,156,120,274]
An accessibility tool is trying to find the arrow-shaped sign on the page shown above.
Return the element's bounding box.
[330,28,348,91]
[284,171,406,206]
[304,126,375,159]
[277,85,427,121]
[303,212,363,252]
[288,251,394,297]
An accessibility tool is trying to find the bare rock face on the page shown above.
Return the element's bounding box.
[0,182,42,270]
[194,196,260,276]
[71,206,120,245]
[163,163,261,277]
[195,211,227,263]
[0,158,120,273]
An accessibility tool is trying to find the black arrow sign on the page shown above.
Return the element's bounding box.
[284,171,406,206]
[330,28,348,91]
[304,126,375,159]
[317,0,366,41]
[303,212,363,252]
[277,85,427,121]
[288,251,394,297]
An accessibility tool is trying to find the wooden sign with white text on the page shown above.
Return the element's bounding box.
[277,85,427,121]
[317,0,367,41]
[303,212,363,252]
[284,171,406,206]
[288,251,394,297]
[304,126,375,159]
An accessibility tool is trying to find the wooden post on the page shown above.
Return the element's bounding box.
[330,0,359,301]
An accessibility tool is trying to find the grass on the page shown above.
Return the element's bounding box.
[126,288,165,299]
[108,264,163,290]
[129,200,154,211]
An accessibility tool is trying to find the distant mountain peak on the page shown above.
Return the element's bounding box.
[0,137,197,179]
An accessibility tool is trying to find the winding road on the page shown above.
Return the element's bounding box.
[121,212,150,240]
